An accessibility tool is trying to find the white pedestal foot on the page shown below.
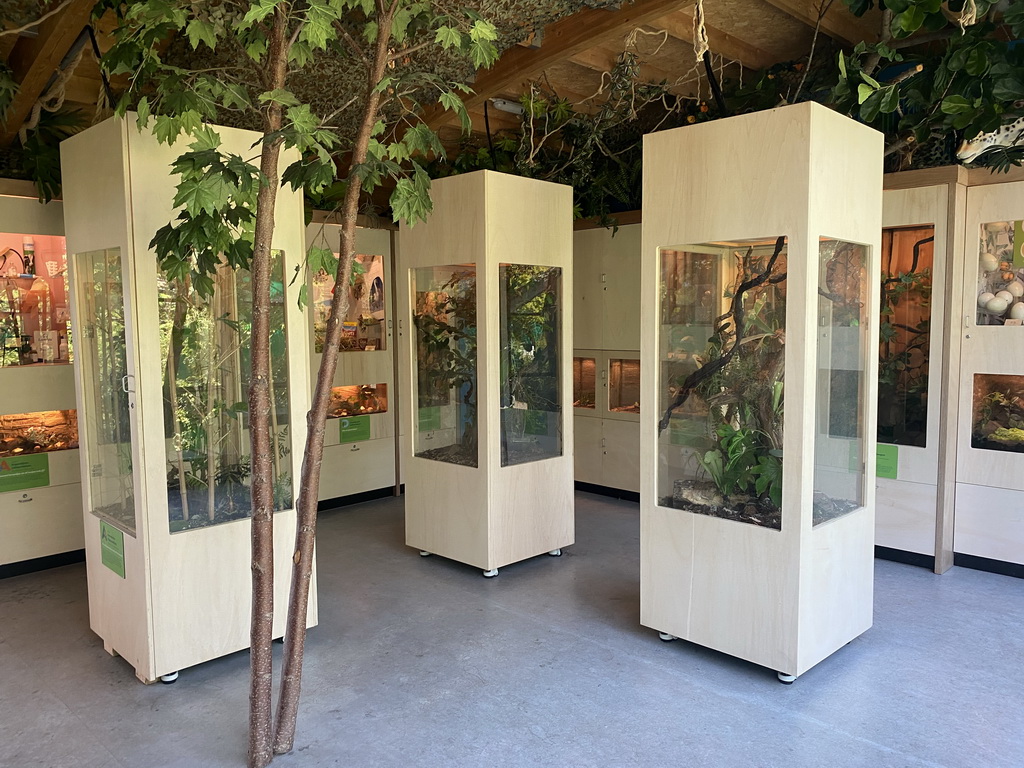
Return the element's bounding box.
[777,671,796,684]
[547,549,562,557]
[482,568,499,578]
[419,551,431,557]
[658,632,678,642]
[160,671,179,684]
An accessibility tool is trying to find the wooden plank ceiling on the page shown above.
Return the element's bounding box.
[0,0,882,148]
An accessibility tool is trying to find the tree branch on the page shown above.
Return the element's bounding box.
[0,0,75,37]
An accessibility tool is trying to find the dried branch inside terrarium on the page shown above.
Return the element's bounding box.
[0,409,78,457]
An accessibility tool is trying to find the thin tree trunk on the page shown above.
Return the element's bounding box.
[167,291,189,523]
[206,301,217,522]
[272,11,395,754]
[248,8,289,768]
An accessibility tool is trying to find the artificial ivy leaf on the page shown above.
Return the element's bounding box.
[857,83,876,104]
[186,18,218,50]
[241,0,280,28]
[880,85,900,114]
[439,91,471,133]
[135,96,151,129]
[259,89,301,107]
[434,26,461,50]
[940,95,973,115]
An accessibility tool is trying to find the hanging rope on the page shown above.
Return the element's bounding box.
[693,0,710,63]
[18,43,85,143]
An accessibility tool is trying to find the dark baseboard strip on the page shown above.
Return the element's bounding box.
[954,552,1024,579]
[575,481,640,503]
[0,549,85,580]
[874,546,935,570]
[318,486,402,512]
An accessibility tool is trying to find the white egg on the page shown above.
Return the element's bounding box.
[1008,282,1024,298]
[1010,302,1024,320]
[986,296,1010,314]
[978,291,996,307]
[996,290,1015,304]
[980,252,999,273]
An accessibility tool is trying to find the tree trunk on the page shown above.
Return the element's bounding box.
[272,12,394,754]
[248,9,288,768]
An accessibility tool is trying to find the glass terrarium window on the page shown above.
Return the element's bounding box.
[327,383,387,418]
[657,237,787,530]
[0,409,78,457]
[976,221,1024,326]
[573,356,595,409]
[74,248,136,536]
[813,238,869,527]
[160,254,292,533]
[609,358,640,414]
[972,374,1024,452]
[312,253,386,353]
[1,233,72,366]
[879,225,933,448]
[498,264,562,467]
[412,265,478,467]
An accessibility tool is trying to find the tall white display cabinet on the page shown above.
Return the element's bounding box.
[305,218,398,501]
[641,103,882,681]
[399,170,575,577]
[60,117,315,683]
[0,187,83,569]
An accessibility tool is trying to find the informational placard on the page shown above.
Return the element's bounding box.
[1014,220,1024,268]
[339,415,371,443]
[876,444,899,480]
[0,453,49,493]
[100,520,126,579]
[418,406,441,432]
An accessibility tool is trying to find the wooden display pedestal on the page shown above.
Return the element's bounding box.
[61,117,315,683]
[640,103,882,681]
[398,171,575,577]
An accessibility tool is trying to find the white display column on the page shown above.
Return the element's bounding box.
[61,117,315,683]
[305,219,398,501]
[398,170,574,577]
[641,103,882,681]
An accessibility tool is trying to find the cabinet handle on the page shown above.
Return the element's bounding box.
[349,444,360,452]
[18,493,32,503]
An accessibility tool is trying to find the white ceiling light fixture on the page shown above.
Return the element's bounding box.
[490,98,525,115]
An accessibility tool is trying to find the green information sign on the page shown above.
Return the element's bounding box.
[1015,220,1024,268]
[418,406,441,432]
[876,444,899,480]
[524,410,549,435]
[339,415,371,443]
[100,521,126,579]
[0,453,49,493]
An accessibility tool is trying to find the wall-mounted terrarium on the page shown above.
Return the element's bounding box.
[327,383,387,418]
[976,221,1024,326]
[573,356,595,409]
[972,373,1024,453]
[658,237,787,530]
[412,264,478,467]
[1,232,72,366]
[0,409,78,457]
[608,358,640,414]
[160,256,292,533]
[878,225,933,448]
[312,253,386,352]
[498,263,562,467]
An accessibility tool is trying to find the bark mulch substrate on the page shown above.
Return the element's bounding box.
[664,481,860,530]
[416,444,478,467]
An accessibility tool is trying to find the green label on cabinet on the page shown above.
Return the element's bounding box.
[418,407,440,432]
[339,415,371,443]
[876,444,898,480]
[0,453,49,493]
[1015,220,1024,268]
[100,521,126,579]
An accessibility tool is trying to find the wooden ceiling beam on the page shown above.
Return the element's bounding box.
[650,11,776,71]
[1,0,96,146]
[760,0,881,46]
[423,0,694,130]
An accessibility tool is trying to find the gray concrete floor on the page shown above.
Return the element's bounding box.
[2,491,1023,768]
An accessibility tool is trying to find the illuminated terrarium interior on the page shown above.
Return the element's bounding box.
[609,358,640,414]
[412,265,478,467]
[160,255,292,532]
[327,383,388,418]
[312,253,386,352]
[972,374,1024,453]
[658,237,787,529]
[976,221,1024,326]
[0,409,78,457]
[498,264,562,467]
[878,225,933,448]
[573,357,595,409]
[1,233,72,367]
